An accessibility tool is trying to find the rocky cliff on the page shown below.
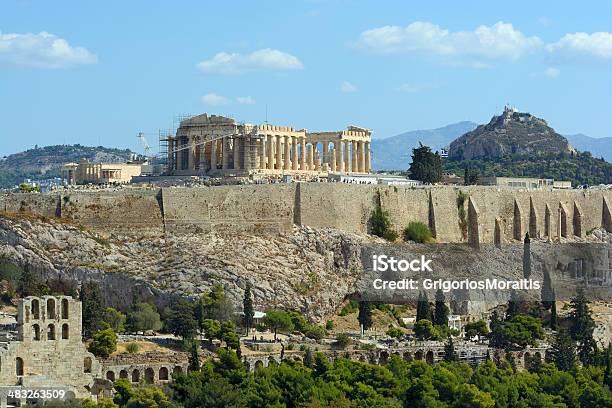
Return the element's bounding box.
[449,107,576,160]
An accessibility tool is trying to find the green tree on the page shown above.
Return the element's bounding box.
[335,333,351,349]
[501,314,544,349]
[16,264,43,297]
[189,342,201,372]
[80,282,104,339]
[358,301,373,332]
[263,310,294,341]
[550,329,577,371]
[409,144,442,184]
[523,232,531,279]
[444,337,459,362]
[125,302,162,333]
[434,289,449,327]
[416,291,431,322]
[164,299,198,341]
[414,319,438,340]
[242,282,254,335]
[202,319,221,344]
[464,320,489,340]
[102,307,126,333]
[88,326,117,358]
[463,166,479,185]
[125,386,173,408]
[569,287,597,365]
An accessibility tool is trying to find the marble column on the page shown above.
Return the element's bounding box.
[187,138,194,170]
[357,141,365,173]
[322,141,329,166]
[307,144,314,170]
[300,137,306,170]
[336,142,343,172]
[259,137,266,169]
[291,136,298,170]
[344,141,350,172]
[267,135,275,170]
[222,137,230,170]
[275,135,282,170]
[365,142,371,173]
[283,135,291,170]
[210,139,217,171]
[330,149,337,172]
[351,141,358,172]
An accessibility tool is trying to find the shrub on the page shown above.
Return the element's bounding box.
[370,207,398,242]
[125,343,139,354]
[404,221,433,243]
[386,327,404,339]
[335,333,351,349]
[88,327,117,358]
[339,300,358,316]
[305,325,327,341]
[325,320,334,331]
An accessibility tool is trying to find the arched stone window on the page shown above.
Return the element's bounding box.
[132,370,140,383]
[84,357,92,373]
[47,298,56,319]
[145,367,154,383]
[31,299,40,320]
[119,370,128,379]
[106,371,115,381]
[32,324,40,341]
[16,357,24,376]
[61,299,69,319]
[173,366,183,376]
[426,350,434,364]
[47,324,55,340]
[159,367,169,381]
[62,324,69,340]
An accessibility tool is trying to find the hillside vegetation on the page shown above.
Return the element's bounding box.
[0,144,135,188]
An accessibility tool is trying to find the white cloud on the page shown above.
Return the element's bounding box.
[236,96,256,105]
[201,93,229,106]
[340,81,357,93]
[544,67,560,78]
[355,21,542,65]
[196,48,303,74]
[547,31,612,64]
[0,30,97,68]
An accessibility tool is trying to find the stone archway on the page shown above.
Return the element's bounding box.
[379,351,389,365]
[159,367,169,381]
[425,350,434,364]
[145,367,154,383]
[254,360,264,370]
[173,366,183,376]
[106,371,115,381]
[415,350,424,360]
[120,370,128,379]
[403,352,413,362]
[132,370,140,383]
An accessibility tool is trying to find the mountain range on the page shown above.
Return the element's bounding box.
[371,122,611,170]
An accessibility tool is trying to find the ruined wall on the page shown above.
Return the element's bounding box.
[0,193,59,217]
[60,189,163,233]
[162,184,296,234]
[1,186,611,245]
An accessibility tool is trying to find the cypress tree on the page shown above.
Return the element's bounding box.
[505,290,520,320]
[523,232,531,279]
[416,291,431,322]
[569,287,597,365]
[17,263,43,297]
[550,329,576,371]
[80,282,104,339]
[550,298,558,330]
[304,348,313,368]
[434,289,449,327]
[444,337,458,362]
[358,301,373,332]
[541,266,554,310]
[243,282,254,335]
[189,342,200,372]
[604,343,611,387]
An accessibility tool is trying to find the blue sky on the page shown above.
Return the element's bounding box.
[1,0,611,157]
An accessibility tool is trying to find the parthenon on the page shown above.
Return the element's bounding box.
[163,114,372,176]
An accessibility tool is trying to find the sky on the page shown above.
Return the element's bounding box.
[1,0,611,157]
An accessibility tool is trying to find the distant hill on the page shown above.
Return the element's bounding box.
[444,108,611,186]
[371,121,477,170]
[449,108,574,160]
[565,133,612,162]
[0,144,136,188]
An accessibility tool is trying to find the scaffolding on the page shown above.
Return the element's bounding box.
[158,114,193,174]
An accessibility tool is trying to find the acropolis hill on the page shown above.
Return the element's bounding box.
[2,184,610,243]
[0,184,611,320]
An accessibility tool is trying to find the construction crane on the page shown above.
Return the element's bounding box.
[137,132,153,159]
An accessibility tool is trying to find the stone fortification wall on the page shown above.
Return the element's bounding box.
[60,189,163,233]
[0,193,59,217]
[1,185,611,245]
[161,184,296,234]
